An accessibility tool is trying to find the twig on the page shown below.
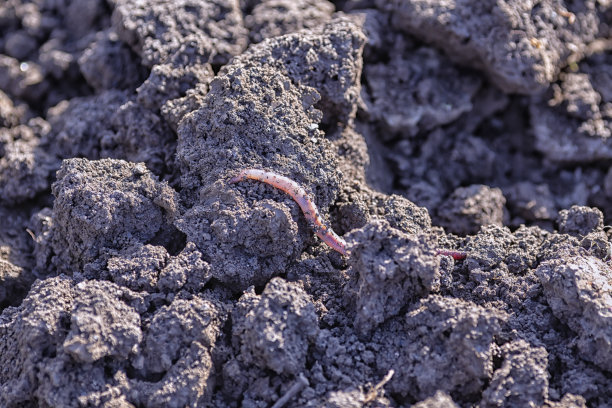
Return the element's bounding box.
[364,369,394,404]
[271,372,309,408]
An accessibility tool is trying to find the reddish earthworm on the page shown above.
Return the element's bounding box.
[436,249,467,261]
[229,169,349,256]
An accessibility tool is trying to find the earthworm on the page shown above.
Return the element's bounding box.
[436,249,467,260]
[229,169,349,256]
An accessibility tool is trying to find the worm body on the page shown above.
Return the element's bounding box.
[230,169,349,256]
[436,249,467,260]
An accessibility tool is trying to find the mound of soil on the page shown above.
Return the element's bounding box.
[1,0,611,407]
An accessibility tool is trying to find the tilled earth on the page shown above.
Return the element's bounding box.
[0,0,611,407]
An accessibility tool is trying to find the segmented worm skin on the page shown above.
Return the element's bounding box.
[436,249,467,260]
[229,169,349,256]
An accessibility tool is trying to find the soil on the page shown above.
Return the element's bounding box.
[0,0,611,407]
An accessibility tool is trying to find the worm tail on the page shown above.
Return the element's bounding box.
[436,249,467,260]
[229,173,246,184]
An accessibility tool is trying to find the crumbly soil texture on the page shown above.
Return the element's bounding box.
[1,0,611,407]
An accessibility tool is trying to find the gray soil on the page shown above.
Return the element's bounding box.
[1,0,611,407]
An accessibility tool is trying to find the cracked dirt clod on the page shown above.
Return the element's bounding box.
[46,90,130,160]
[46,91,175,174]
[156,242,211,293]
[333,188,433,238]
[344,219,440,337]
[504,181,557,225]
[106,244,170,292]
[536,255,612,372]
[0,276,147,407]
[78,29,147,92]
[481,340,549,408]
[363,45,481,139]
[226,16,366,130]
[0,121,55,205]
[0,277,73,406]
[372,295,507,401]
[389,129,499,213]
[137,341,215,408]
[49,158,178,276]
[129,295,224,408]
[245,0,335,44]
[112,0,248,67]
[62,280,142,364]
[232,277,319,376]
[530,54,612,163]
[436,184,506,236]
[0,139,53,204]
[140,297,222,374]
[557,205,604,237]
[376,0,602,94]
